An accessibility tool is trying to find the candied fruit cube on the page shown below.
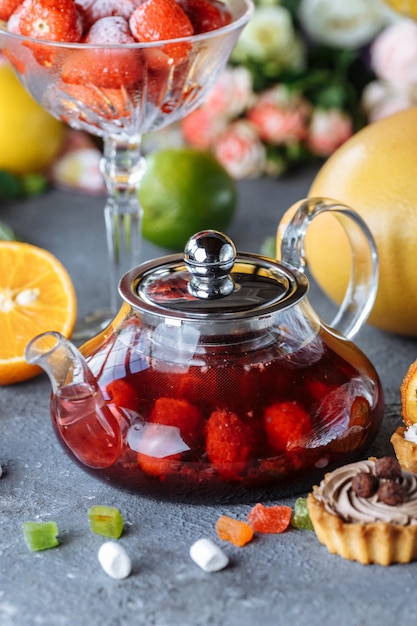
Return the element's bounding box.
[247,503,292,534]
[88,505,124,539]
[23,521,59,552]
[216,515,254,547]
[290,497,314,531]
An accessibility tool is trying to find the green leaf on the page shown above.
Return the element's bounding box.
[314,84,349,109]
[0,171,22,200]
[0,220,17,241]
[0,171,48,200]
[20,173,48,197]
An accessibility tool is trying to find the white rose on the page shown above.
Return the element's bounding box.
[232,6,306,72]
[298,0,389,49]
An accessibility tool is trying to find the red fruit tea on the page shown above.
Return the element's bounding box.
[50,323,383,501]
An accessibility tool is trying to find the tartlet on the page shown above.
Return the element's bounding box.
[307,457,417,565]
[391,358,417,472]
[391,426,417,473]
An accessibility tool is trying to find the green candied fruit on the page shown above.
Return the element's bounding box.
[88,505,124,539]
[23,521,59,552]
[291,498,314,531]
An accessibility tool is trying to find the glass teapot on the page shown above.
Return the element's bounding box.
[26,198,383,501]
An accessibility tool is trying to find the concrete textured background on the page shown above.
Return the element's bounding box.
[1,170,417,626]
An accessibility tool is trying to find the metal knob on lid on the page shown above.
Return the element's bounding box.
[120,229,309,322]
[184,231,236,299]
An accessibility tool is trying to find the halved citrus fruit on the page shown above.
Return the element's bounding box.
[0,241,77,385]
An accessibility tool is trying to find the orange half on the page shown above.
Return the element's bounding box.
[0,241,77,385]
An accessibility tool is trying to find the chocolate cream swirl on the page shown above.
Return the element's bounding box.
[315,459,417,525]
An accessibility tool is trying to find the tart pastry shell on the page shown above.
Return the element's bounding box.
[391,426,417,474]
[307,489,417,565]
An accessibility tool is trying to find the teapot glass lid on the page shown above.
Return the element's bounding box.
[119,231,309,321]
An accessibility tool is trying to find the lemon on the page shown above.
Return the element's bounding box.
[0,62,65,175]
[139,148,237,251]
[296,107,417,337]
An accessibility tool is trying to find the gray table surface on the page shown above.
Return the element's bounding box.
[1,169,417,626]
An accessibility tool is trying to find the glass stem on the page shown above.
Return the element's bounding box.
[101,134,146,315]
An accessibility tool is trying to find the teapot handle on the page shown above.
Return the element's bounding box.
[276,197,378,340]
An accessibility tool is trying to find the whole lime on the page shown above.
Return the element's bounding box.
[140,148,237,251]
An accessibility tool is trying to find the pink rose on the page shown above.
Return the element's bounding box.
[362,80,415,123]
[204,67,254,119]
[181,108,227,150]
[371,19,417,86]
[213,121,266,179]
[307,108,353,157]
[50,130,106,195]
[246,87,310,145]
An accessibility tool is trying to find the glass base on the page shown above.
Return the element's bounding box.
[72,308,114,343]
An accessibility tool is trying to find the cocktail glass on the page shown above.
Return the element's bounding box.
[0,0,253,339]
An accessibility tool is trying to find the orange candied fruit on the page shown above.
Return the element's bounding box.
[247,503,292,534]
[216,515,254,547]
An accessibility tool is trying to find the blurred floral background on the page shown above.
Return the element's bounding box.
[173,0,417,179]
[2,0,417,198]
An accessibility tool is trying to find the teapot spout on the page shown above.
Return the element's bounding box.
[26,331,95,393]
[25,332,121,469]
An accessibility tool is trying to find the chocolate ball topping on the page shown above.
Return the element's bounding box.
[374,456,402,480]
[350,458,409,506]
[377,480,406,506]
[352,472,378,498]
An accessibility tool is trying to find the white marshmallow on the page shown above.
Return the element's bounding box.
[98,541,132,579]
[189,538,229,573]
